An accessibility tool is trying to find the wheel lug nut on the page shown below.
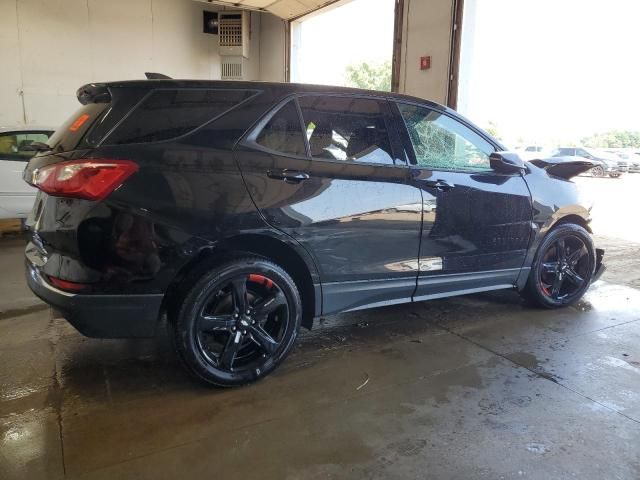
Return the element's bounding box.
[232,326,236,331]
[251,320,255,325]
[233,313,239,319]
[242,330,247,335]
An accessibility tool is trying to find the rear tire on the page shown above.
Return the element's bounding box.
[172,257,302,387]
[521,224,596,309]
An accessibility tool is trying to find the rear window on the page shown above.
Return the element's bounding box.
[104,89,256,145]
[47,103,111,152]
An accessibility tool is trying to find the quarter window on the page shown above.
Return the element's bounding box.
[255,100,306,156]
[106,89,255,145]
[397,103,493,171]
[0,131,52,162]
[298,96,396,165]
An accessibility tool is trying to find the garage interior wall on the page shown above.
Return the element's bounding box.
[397,0,454,105]
[0,0,286,127]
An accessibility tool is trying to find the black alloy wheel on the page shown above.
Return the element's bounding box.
[173,257,301,386]
[539,236,588,300]
[523,224,596,308]
[591,165,605,177]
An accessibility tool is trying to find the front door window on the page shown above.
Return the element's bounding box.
[397,104,493,172]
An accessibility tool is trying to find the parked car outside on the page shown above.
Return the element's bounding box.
[517,145,554,161]
[632,153,640,173]
[24,80,605,386]
[0,126,55,218]
[553,147,625,177]
[605,149,640,173]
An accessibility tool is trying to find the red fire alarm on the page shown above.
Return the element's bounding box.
[420,56,431,70]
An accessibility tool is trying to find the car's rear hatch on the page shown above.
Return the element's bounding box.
[24,84,149,175]
[23,84,152,289]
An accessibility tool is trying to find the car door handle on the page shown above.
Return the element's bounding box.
[424,179,454,191]
[267,169,310,184]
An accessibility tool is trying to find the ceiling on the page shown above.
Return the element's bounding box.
[197,0,341,20]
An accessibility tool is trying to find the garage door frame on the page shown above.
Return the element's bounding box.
[283,0,463,104]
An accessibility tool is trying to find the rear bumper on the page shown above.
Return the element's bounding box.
[25,261,163,338]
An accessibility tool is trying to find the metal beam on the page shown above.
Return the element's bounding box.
[447,0,464,109]
[391,0,405,93]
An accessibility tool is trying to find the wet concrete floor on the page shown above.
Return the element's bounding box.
[1,236,639,479]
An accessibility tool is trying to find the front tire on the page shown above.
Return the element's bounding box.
[172,257,302,387]
[590,165,605,177]
[522,224,596,308]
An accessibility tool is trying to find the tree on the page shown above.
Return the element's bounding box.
[485,120,502,140]
[581,130,640,148]
[344,60,392,92]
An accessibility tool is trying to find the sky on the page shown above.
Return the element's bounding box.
[294,0,394,86]
[458,0,640,146]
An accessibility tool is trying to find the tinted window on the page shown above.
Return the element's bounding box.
[298,96,396,165]
[0,131,52,162]
[255,100,306,156]
[554,148,575,156]
[47,102,110,152]
[397,103,493,171]
[106,89,255,145]
[575,149,592,158]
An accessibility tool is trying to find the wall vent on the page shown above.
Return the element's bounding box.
[219,15,243,47]
[221,60,243,80]
[218,11,250,58]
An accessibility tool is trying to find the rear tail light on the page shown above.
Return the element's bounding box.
[47,276,89,292]
[30,160,138,201]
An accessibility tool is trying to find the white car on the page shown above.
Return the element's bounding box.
[0,126,55,219]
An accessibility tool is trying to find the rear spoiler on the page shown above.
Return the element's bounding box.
[76,73,172,104]
[145,72,172,79]
[76,83,111,105]
[529,157,596,179]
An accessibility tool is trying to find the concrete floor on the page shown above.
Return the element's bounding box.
[1,233,640,479]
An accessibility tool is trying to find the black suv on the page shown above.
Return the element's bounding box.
[24,80,604,386]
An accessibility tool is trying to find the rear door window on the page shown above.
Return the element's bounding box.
[298,95,397,165]
[104,89,256,145]
[254,100,307,156]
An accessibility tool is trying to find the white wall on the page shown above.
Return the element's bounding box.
[0,0,285,128]
[398,0,454,105]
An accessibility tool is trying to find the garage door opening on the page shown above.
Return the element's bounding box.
[290,0,395,91]
[457,0,640,246]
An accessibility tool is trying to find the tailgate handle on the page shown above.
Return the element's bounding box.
[267,169,310,184]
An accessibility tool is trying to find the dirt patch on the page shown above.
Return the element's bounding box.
[594,235,640,289]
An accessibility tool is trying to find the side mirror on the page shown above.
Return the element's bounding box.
[490,151,527,174]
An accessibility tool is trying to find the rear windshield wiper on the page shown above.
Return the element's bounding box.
[22,141,52,152]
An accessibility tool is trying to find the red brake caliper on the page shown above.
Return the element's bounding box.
[248,274,273,289]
